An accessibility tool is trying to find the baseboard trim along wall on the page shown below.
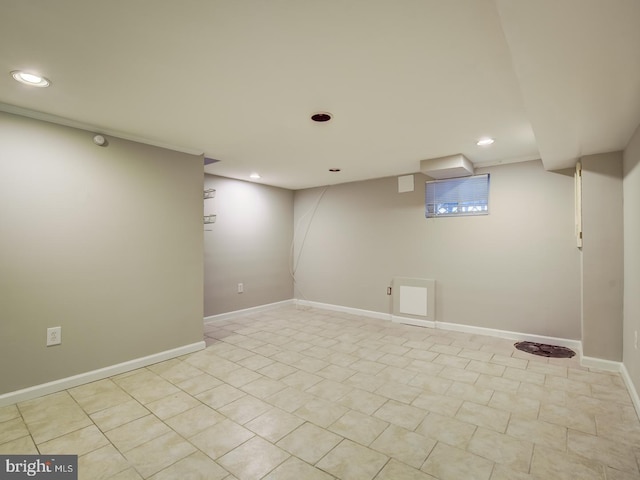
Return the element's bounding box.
[294,299,638,414]
[0,341,205,408]
[391,315,436,328]
[5,299,636,415]
[434,320,583,353]
[295,299,390,321]
[621,363,640,420]
[298,299,581,351]
[580,355,622,372]
[204,299,296,324]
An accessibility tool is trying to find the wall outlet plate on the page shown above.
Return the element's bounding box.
[47,326,62,346]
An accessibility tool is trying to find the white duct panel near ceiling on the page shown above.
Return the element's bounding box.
[420,154,474,179]
[392,277,436,328]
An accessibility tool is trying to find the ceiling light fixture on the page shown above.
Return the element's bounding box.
[249,173,261,179]
[476,138,495,146]
[11,70,50,87]
[311,112,332,122]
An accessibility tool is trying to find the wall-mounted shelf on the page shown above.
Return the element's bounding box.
[204,188,216,199]
[204,214,216,225]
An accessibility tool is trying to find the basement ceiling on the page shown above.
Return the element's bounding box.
[1,0,639,190]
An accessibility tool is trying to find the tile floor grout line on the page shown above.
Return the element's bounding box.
[3,305,639,479]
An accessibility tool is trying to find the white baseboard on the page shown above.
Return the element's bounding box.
[298,300,583,351]
[295,300,640,409]
[621,363,640,419]
[204,299,639,418]
[580,355,622,372]
[204,299,296,324]
[295,299,390,321]
[391,315,435,328]
[434,321,583,353]
[0,341,205,407]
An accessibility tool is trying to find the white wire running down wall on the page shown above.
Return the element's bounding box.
[290,186,329,305]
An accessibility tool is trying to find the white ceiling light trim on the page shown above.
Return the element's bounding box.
[11,71,50,87]
[476,138,495,146]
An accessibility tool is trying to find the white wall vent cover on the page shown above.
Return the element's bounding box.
[420,154,474,179]
[398,174,415,193]
[399,286,428,316]
[392,277,435,328]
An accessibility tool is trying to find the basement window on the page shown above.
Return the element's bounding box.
[425,174,490,218]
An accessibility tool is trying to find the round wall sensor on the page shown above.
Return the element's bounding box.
[93,135,106,146]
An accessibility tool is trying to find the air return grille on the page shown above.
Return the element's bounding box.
[391,277,435,328]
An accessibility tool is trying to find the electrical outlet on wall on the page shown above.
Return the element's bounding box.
[237,282,244,294]
[47,326,62,346]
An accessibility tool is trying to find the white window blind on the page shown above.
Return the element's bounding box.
[425,174,490,218]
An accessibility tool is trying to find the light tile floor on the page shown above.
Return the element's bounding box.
[2,306,640,479]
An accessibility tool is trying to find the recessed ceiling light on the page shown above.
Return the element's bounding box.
[311,112,332,122]
[11,70,50,87]
[476,138,495,146]
[249,173,261,179]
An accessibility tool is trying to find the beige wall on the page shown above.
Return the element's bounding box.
[294,160,582,339]
[580,152,624,361]
[623,124,640,395]
[0,112,204,395]
[204,174,293,316]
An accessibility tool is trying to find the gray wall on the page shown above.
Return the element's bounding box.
[0,112,204,395]
[204,174,293,316]
[580,152,624,361]
[624,124,640,396]
[293,160,582,340]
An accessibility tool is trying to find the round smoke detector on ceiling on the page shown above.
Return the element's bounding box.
[311,112,332,122]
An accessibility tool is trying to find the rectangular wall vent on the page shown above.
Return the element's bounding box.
[391,277,435,328]
[399,286,428,316]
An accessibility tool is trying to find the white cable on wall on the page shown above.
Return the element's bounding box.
[289,186,329,305]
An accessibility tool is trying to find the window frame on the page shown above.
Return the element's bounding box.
[425,173,490,218]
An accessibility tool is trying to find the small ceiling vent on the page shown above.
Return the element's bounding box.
[420,154,475,179]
